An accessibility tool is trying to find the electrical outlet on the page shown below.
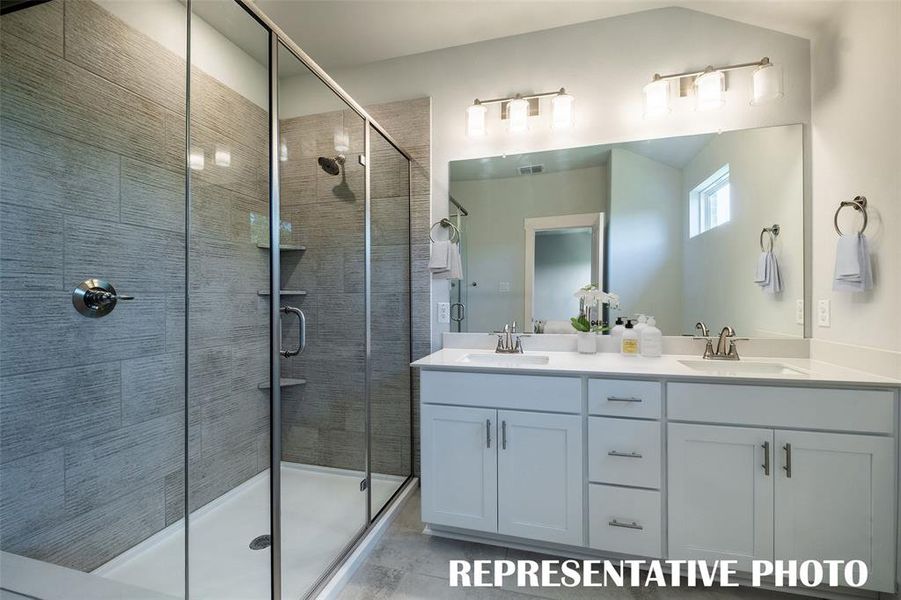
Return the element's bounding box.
[437,302,450,324]
[498,281,511,293]
[817,299,831,327]
[795,299,804,325]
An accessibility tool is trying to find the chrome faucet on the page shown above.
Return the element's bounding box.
[694,324,748,360]
[495,321,524,354]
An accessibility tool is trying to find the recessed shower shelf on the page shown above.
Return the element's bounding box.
[256,243,307,251]
[257,290,307,296]
[258,378,307,390]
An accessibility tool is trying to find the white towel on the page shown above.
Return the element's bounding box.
[431,241,463,280]
[428,240,450,272]
[833,234,873,292]
[754,250,783,293]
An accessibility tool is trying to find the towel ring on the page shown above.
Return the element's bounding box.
[760,224,780,252]
[429,218,460,243]
[834,196,868,236]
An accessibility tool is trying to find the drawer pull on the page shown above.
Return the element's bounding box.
[762,441,770,476]
[608,519,643,530]
[783,443,792,478]
[486,419,491,449]
[607,396,642,403]
[607,450,643,459]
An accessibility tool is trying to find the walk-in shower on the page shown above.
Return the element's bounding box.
[0,1,414,598]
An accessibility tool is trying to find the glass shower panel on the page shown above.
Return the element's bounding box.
[276,42,368,598]
[368,128,413,518]
[186,2,271,599]
[0,0,186,598]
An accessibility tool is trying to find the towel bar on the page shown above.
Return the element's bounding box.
[429,218,460,243]
[834,196,868,235]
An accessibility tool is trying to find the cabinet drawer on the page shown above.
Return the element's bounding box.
[589,485,661,557]
[588,418,661,488]
[588,379,661,418]
[668,383,895,434]
[421,371,581,413]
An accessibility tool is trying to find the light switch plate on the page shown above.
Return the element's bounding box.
[437,302,450,324]
[817,299,830,327]
[795,299,804,325]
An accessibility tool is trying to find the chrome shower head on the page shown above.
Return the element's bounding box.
[317,154,345,176]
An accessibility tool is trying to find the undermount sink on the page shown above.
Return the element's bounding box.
[679,359,807,376]
[459,353,550,366]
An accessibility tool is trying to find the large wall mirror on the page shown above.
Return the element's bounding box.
[447,123,804,337]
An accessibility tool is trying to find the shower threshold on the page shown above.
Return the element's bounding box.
[93,462,403,600]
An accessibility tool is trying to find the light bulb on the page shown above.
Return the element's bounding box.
[551,89,574,129]
[466,101,487,137]
[507,96,529,133]
[695,70,725,111]
[751,61,783,105]
[642,79,671,118]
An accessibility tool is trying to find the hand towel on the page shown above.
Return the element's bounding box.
[753,252,769,284]
[762,251,783,294]
[833,234,873,291]
[432,241,463,280]
[428,240,450,272]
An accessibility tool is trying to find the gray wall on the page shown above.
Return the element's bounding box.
[0,0,269,572]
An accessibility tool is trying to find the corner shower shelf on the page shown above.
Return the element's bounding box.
[256,290,307,296]
[256,243,307,251]
[258,378,307,390]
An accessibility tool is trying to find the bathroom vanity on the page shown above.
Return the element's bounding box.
[413,349,900,594]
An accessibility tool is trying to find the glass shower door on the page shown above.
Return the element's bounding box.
[276,42,368,599]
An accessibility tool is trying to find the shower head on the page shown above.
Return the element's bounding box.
[317,154,345,176]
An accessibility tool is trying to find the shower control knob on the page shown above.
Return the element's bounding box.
[72,279,134,318]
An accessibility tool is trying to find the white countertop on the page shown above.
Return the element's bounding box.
[412,348,901,388]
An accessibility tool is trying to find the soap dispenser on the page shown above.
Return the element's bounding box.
[640,317,662,357]
[621,320,639,356]
[610,317,625,347]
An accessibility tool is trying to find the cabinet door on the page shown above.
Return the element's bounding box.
[420,404,497,532]
[774,430,895,592]
[497,410,583,545]
[668,423,774,570]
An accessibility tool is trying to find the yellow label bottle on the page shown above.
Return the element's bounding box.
[621,320,639,356]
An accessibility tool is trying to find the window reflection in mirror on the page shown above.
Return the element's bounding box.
[447,123,804,338]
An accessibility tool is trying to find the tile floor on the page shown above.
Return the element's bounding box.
[338,487,799,600]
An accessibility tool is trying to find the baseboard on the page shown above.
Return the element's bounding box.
[315,477,420,599]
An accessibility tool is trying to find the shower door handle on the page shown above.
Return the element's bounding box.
[280,306,306,358]
[450,303,465,322]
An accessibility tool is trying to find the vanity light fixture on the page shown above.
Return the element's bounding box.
[465,88,574,137]
[643,57,782,118]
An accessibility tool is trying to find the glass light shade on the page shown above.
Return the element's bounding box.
[695,70,725,111]
[189,147,204,171]
[334,128,350,152]
[466,102,487,137]
[751,62,784,105]
[642,79,671,118]
[551,92,575,129]
[214,147,231,167]
[507,97,529,133]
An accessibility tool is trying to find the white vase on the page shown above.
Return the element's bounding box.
[577,332,596,354]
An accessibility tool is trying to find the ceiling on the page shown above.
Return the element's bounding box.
[245,0,838,71]
[449,132,714,181]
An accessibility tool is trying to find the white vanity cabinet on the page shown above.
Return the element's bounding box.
[419,372,584,546]
[668,383,897,592]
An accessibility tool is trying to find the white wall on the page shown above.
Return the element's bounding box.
[282,7,811,348]
[810,1,901,368]
[682,125,804,338]
[608,148,684,333]
[449,166,606,332]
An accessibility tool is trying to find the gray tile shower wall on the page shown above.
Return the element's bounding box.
[0,0,269,572]
[278,98,430,477]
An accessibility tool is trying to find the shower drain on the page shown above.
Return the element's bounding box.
[249,534,271,550]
